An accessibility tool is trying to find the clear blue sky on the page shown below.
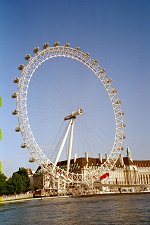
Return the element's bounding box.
[0,0,150,176]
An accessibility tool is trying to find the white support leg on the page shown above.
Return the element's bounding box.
[53,120,72,172]
[67,119,74,176]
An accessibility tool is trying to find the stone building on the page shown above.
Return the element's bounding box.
[107,148,150,187]
[31,148,150,192]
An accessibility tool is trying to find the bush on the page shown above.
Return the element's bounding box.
[0,168,30,195]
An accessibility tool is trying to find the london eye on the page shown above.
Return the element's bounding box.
[12,42,125,187]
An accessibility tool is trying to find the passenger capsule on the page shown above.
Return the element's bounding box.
[75,47,80,51]
[13,77,19,84]
[83,52,89,58]
[53,41,60,47]
[12,110,18,115]
[106,78,112,83]
[118,111,124,116]
[18,64,24,70]
[118,135,125,139]
[120,123,126,128]
[11,93,17,98]
[29,157,36,163]
[43,43,49,49]
[25,54,31,60]
[111,88,117,94]
[100,68,105,73]
[115,99,121,104]
[15,127,21,132]
[33,47,39,53]
[21,143,27,148]
[64,43,70,47]
[92,60,98,65]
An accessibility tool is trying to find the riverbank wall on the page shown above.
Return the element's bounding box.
[1,193,33,203]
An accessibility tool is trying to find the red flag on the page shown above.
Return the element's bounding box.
[100,173,109,180]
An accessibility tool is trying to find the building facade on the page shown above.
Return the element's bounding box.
[31,149,150,193]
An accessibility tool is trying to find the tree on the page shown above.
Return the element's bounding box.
[0,168,30,195]
[11,173,23,194]
[6,177,15,195]
[0,172,7,195]
[16,167,30,192]
[9,168,30,194]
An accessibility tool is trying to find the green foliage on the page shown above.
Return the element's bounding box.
[0,172,7,196]
[5,177,15,195]
[0,168,30,196]
[14,167,30,193]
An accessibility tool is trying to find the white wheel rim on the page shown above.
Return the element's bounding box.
[16,45,125,183]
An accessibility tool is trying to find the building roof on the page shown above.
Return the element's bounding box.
[57,157,105,167]
[132,160,150,167]
[123,157,134,166]
[57,157,150,168]
[35,156,150,175]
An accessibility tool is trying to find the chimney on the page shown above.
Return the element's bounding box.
[105,154,108,160]
[74,153,77,163]
[119,154,124,167]
[98,154,102,163]
[85,152,88,163]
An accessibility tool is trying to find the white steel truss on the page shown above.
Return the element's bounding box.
[13,42,125,186]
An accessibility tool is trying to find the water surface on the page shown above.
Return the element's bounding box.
[0,194,149,225]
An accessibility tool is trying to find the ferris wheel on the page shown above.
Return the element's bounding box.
[12,42,125,185]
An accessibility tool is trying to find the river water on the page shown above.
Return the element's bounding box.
[0,194,150,225]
